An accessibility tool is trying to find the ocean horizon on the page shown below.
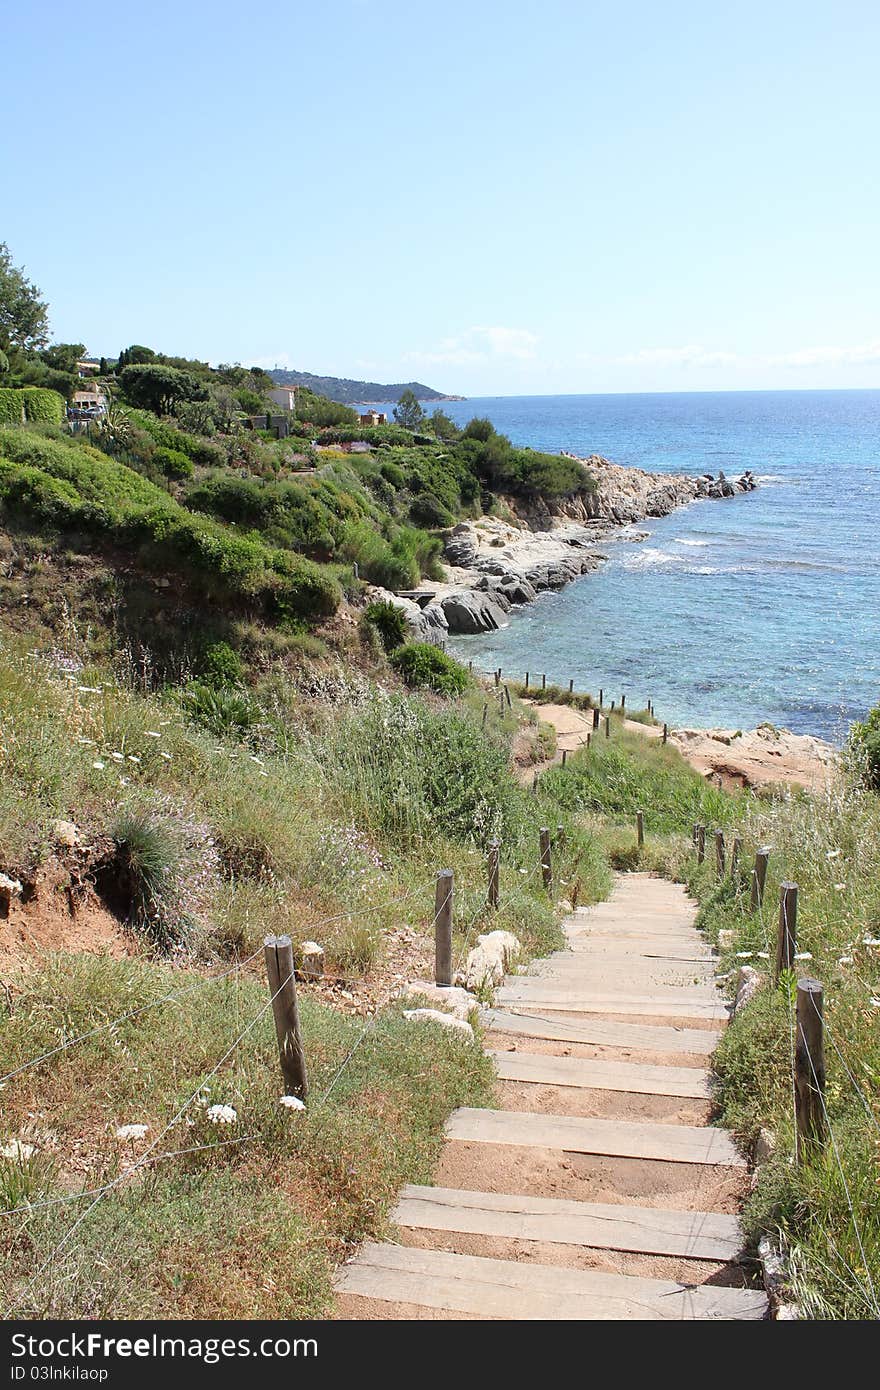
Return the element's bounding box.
[372,389,880,742]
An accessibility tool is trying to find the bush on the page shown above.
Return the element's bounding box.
[849,704,880,790]
[363,599,408,653]
[391,643,469,696]
[0,387,65,426]
[200,640,244,687]
[153,446,194,480]
[181,682,260,740]
[408,493,454,528]
[105,811,189,950]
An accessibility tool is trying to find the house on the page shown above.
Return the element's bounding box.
[359,409,387,426]
[69,389,107,416]
[76,359,101,376]
[268,385,297,412]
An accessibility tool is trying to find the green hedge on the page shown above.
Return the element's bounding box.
[0,428,339,622]
[0,387,65,427]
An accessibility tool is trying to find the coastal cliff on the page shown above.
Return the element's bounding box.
[383,455,757,636]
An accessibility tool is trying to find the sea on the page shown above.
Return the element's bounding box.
[371,391,880,742]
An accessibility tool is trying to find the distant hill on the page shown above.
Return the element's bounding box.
[268,368,460,405]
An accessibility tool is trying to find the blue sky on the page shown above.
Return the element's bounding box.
[4,1,879,395]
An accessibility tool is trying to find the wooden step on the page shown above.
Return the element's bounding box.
[335,1243,767,1320]
[488,1049,712,1098]
[485,1009,721,1056]
[394,1185,744,1261]
[496,985,728,1022]
[445,1107,746,1166]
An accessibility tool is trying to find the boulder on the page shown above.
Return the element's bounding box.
[421,602,449,634]
[299,941,325,980]
[402,1008,474,1040]
[497,574,537,605]
[440,590,507,635]
[443,524,478,567]
[462,930,521,992]
[403,982,478,1021]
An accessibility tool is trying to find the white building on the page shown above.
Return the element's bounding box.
[268,385,297,412]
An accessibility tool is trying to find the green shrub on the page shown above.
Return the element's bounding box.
[363,599,408,653]
[409,493,454,528]
[106,810,189,950]
[22,388,65,425]
[849,704,880,790]
[201,640,243,687]
[391,643,469,696]
[181,682,260,740]
[153,446,194,480]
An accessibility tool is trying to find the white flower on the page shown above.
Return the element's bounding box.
[145,731,162,739]
[838,956,854,966]
[757,951,770,960]
[160,752,172,761]
[735,951,753,959]
[128,754,141,764]
[794,952,813,961]
[76,737,96,746]
[92,761,105,770]
[206,1104,237,1125]
[863,937,880,948]
[110,752,124,763]
[0,1139,35,1161]
[826,848,841,859]
[115,1124,149,1141]
[76,685,101,694]
[279,1095,306,1111]
[834,883,846,891]
[870,998,880,1009]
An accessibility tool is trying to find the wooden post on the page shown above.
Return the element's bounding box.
[636,811,644,847]
[692,822,699,846]
[795,977,826,1162]
[434,869,454,986]
[714,829,725,877]
[494,669,500,687]
[592,707,600,729]
[561,748,567,766]
[662,723,668,744]
[730,836,742,879]
[481,703,488,730]
[775,881,798,980]
[498,691,504,716]
[468,660,473,673]
[525,672,530,689]
[264,935,308,1099]
[569,678,574,694]
[605,716,610,739]
[599,688,603,708]
[697,825,705,865]
[751,846,770,911]
[541,673,546,689]
[621,694,626,713]
[610,700,615,711]
[586,731,591,748]
[504,684,512,708]
[487,841,500,909]
[539,827,553,892]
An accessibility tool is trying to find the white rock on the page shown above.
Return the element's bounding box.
[0,1139,35,1160]
[402,1009,474,1040]
[51,819,83,848]
[403,982,477,1021]
[733,964,765,1014]
[300,941,325,979]
[0,874,23,896]
[718,929,736,949]
[754,1127,776,1165]
[464,930,521,992]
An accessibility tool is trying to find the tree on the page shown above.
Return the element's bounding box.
[393,388,426,431]
[117,345,156,372]
[0,243,49,352]
[40,342,86,374]
[428,407,460,441]
[119,363,208,415]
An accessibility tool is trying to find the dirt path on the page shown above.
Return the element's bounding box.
[520,700,832,793]
[334,874,767,1320]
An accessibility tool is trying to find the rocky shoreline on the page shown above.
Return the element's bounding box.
[371,454,757,637]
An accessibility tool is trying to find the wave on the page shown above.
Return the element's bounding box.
[673,537,710,547]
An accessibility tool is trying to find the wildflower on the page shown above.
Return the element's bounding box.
[76,685,101,694]
[92,761,105,771]
[76,737,96,746]
[128,754,141,764]
[279,1095,306,1111]
[757,951,770,960]
[0,1139,35,1160]
[119,778,129,788]
[206,1104,237,1125]
[794,952,812,961]
[735,951,753,959]
[115,1124,149,1141]
[838,956,854,966]
[834,883,846,891]
[160,752,172,761]
[826,848,841,859]
[870,998,880,1009]
[863,937,880,948]
[145,731,162,739]
[110,752,124,763]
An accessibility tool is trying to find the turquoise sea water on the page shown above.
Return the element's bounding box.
[374,391,880,741]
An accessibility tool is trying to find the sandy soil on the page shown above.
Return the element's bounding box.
[520,698,834,794]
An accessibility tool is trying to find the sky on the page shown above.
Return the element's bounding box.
[3,0,880,396]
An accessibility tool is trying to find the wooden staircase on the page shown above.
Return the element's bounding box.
[334,873,768,1320]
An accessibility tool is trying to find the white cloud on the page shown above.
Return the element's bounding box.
[612,345,740,369]
[768,341,880,368]
[405,325,539,367]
